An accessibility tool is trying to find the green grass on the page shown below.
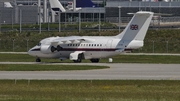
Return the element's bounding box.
[109,54,180,63]
[0,64,109,71]
[1,29,180,52]
[1,53,180,64]
[1,22,117,29]
[0,80,179,101]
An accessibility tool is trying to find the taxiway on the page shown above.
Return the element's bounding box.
[0,62,179,80]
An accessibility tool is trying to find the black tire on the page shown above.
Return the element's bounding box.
[73,59,81,63]
[90,59,99,63]
[36,58,41,62]
[73,53,83,63]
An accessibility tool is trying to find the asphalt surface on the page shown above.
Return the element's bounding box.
[0,62,180,80]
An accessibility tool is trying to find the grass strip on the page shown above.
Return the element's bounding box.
[0,64,109,71]
[1,53,180,64]
[0,80,179,101]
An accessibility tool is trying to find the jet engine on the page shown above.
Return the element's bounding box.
[40,45,54,54]
[40,45,62,54]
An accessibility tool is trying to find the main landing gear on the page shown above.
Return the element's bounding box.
[36,58,41,62]
[73,53,84,63]
[73,59,82,63]
[90,59,99,63]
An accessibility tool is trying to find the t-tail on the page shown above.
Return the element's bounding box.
[116,11,154,52]
[117,11,154,41]
[49,0,66,12]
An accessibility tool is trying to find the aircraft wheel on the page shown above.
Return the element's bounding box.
[90,59,99,63]
[36,58,41,62]
[73,59,81,63]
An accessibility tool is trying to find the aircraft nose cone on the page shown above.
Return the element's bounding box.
[28,46,40,56]
[28,49,33,55]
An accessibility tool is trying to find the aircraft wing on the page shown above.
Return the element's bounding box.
[51,36,95,45]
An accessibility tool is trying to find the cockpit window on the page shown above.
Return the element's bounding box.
[37,43,41,46]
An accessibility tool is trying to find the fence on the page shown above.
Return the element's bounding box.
[136,40,180,53]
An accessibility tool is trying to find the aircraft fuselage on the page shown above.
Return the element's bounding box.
[28,36,143,60]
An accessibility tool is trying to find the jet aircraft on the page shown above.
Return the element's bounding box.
[28,11,154,63]
[49,0,98,12]
[4,2,13,8]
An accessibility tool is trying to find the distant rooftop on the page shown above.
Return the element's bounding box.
[106,1,180,7]
[0,0,13,2]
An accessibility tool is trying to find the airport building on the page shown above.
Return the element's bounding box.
[0,0,180,24]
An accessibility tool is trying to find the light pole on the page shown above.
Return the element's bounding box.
[38,7,42,34]
[27,39,29,51]
[166,41,168,53]
[118,6,121,32]
[19,9,22,33]
[0,10,1,33]
[13,39,15,52]
[152,40,154,53]
[47,9,50,31]
[65,12,67,28]
[98,8,101,32]
[0,39,1,50]
[58,11,61,32]
[78,11,81,32]
[12,10,14,29]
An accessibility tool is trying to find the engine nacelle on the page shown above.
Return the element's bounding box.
[40,45,53,54]
[40,45,62,54]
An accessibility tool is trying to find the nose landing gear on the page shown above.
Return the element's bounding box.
[36,58,41,62]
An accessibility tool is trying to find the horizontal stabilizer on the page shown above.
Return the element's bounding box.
[154,13,173,16]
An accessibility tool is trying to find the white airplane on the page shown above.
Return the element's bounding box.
[28,11,154,63]
[49,0,81,12]
[49,0,66,12]
[4,2,13,8]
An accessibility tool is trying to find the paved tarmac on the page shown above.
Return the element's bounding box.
[0,62,180,80]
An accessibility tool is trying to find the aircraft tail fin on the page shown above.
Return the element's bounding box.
[4,2,13,8]
[76,0,98,7]
[49,0,66,12]
[116,11,153,41]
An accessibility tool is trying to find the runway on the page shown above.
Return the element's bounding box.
[0,62,180,80]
